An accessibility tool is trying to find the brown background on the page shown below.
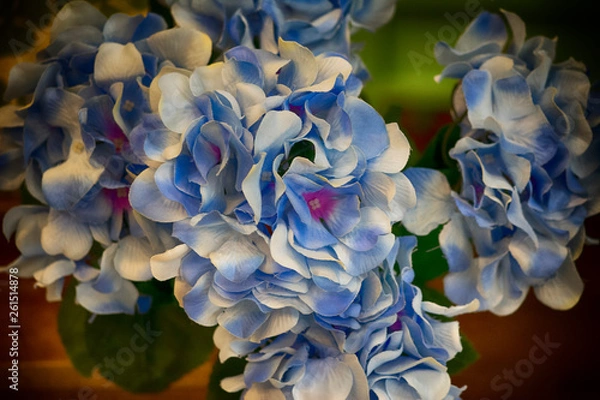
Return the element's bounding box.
[1,189,599,400]
[1,0,599,398]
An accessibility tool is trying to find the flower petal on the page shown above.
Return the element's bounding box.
[76,280,138,315]
[292,358,353,400]
[534,256,583,310]
[113,236,154,281]
[94,42,145,89]
[402,168,455,236]
[41,143,104,210]
[217,300,268,339]
[41,210,92,260]
[147,27,212,69]
[158,71,200,134]
[129,167,188,222]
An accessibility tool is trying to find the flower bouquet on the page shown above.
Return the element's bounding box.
[1,0,598,398]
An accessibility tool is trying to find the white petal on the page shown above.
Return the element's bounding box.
[94,43,145,89]
[113,236,154,281]
[151,244,190,281]
[368,123,411,173]
[534,256,583,310]
[292,358,353,400]
[41,210,92,260]
[158,72,201,133]
[147,27,212,70]
[402,168,454,236]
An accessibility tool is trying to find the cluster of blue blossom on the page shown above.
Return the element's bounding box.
[0,1,206,313]
[404,11,599,315]
[0,1,477,399]
[213,237,475,399]
[167,0,397,78]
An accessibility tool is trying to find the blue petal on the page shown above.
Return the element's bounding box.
[209,234,265,282]
[509,232,567,279]
[129,167,189,222]
[183,271,222,326]
[299,281,358,317]
[217,300,268,338]
[342,95,389,159]
[76,280,138,315]
[334,233,395,276]
[41,145,104,210]
[439,215,473,273]
[339,207,391,252]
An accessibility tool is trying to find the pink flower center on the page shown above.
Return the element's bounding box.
[106,187,131,211]
[389,311,406,333]
[210,143,222,161]
[302,189,337,221]
[106,122,128,154]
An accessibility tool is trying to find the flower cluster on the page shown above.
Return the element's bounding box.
[1,0,212,313]
[137,38,418,338]
[214,237,476,399]
[167,0,397,77]
[403,11,599,315]
[0,0,479,398]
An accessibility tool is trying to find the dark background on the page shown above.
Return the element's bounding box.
[1,0,599,399]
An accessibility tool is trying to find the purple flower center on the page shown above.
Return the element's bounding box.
[303,189,337,221]
[209,143,222,162]
[106,187,131,211]
[106,122,128,154]
[388,311,406,332]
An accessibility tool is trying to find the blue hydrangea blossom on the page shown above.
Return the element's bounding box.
[1,1,211,314]
[167,0,397,78]
[403,11,599,315]
[136,38,417,341]
[212,237,477,399]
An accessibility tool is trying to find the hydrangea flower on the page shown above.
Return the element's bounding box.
[167,0,397,78]
[403,11,599,315]
[212,237,477,399]
[1,1,210,314]
[137,38,416,340]
[1,205,138,313]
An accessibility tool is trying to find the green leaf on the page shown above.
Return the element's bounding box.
[393,225,448,287]
[207,357,247,400]
[447,336,479,375]
[278,140,316,176]
[58,279,215,393]
[58,279,97,377]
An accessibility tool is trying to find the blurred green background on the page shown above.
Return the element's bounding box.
[354,0,599,115]
[1,0,597,115]
[0,1,598,399]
